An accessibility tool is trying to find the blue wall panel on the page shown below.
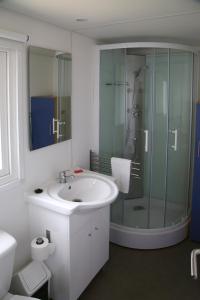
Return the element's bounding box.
[190,104,200,241]
[31,97,55,150]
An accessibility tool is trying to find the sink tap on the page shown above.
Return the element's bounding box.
[58,171,75,184]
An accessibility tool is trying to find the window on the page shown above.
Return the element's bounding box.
[0,38,24,187]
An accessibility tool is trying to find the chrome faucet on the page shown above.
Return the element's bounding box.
[191,249,200,279]
[58,170,75,184]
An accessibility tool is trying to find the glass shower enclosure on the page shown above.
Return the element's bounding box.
[98,45,195,240]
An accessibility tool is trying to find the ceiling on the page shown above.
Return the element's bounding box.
[1,0,200,45]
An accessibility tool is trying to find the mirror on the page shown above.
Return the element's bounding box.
[28,46,72,150]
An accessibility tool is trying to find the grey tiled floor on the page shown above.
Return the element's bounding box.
[79,239,200,300]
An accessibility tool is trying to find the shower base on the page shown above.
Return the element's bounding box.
[110,198,190,249]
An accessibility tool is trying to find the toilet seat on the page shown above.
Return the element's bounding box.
[2,294,39,300]
[10,296,39,300]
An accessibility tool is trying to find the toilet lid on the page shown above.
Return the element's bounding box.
[2,295,40,300]
[11,296,40,300]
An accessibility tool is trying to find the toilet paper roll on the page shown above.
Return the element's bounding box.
[31,237,55,261]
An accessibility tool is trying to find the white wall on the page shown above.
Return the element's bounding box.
[71,33,95,168]
[0,8,95,272]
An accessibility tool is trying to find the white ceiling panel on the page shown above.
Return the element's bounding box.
[79,12,200,45]
[1,0,200,44]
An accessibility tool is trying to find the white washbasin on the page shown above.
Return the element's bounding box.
[28,171,119,215]
[48,173,118,211]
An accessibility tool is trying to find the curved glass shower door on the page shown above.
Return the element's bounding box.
[148,48,169,228]
[99,49,126,160]
[165,50,193,226]
[98,46,194,230]
[99,49,126,225]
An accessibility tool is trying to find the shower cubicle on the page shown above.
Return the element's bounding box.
[91,43,198,249]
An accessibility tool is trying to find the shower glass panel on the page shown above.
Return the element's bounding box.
[99,49,126,159]
[98,46,194,231]
[124,48,152,228]
[99,49,126,224]
[141,50,154,229]
[165,50,193,226]
[149,49,169,228]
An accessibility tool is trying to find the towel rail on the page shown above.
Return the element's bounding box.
[90,150,142,179]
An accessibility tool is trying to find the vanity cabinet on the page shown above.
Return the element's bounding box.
[28,202,110,300]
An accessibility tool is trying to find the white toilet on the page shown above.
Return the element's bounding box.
[0,230,39,300]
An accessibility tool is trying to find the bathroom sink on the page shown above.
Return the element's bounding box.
[28,171,119,215]
[48,173,118,211]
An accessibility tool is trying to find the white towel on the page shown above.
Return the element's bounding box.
[111,157,131,193]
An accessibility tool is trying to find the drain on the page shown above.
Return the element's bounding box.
[72,199,83,202]
[133,205,145,211]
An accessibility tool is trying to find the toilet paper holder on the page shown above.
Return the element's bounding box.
[31,236,55,262]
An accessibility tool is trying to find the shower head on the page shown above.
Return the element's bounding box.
[134,65,148,78]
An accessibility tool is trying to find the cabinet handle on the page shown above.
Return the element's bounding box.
[52,118,58,135]
[95,227,99,231]
[52,118,64,139]
[88,233,92,237]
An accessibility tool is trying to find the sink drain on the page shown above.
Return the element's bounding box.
[72,199,83,202]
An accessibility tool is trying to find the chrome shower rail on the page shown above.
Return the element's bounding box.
[191,249,200,279]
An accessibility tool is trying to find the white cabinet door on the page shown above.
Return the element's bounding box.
[69,206,110,300]
[91,207,110,278]
[70,221,92,300]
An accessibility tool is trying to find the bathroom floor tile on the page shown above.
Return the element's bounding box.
[79,239,200,300]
